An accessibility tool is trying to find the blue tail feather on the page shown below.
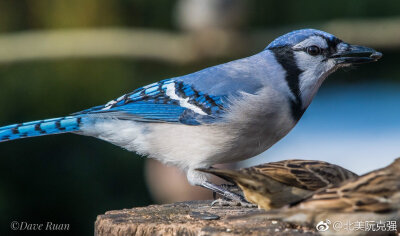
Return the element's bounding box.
[0,116,83,142]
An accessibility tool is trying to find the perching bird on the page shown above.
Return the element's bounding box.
[197,159,358,209]
[0,29,382,201]
[234,158,400,235]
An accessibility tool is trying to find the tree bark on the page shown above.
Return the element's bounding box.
[95,200,318,236]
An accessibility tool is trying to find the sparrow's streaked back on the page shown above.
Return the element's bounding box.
[234,158,400,235]
[197,159,358,209]
[296,158,400,213]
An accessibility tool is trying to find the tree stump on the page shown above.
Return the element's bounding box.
[95,200,318,235]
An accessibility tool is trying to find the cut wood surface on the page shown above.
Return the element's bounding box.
[95,200,318,236]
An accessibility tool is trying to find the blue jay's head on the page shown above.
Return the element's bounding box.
[267,29,382,78]
[267,29,382,68]
[266,29,382,117]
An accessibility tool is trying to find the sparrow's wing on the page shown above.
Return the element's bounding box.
[298,161,400,213]
[231,158,400,229]
[252,159,358,191]
[229,193,400,231]
[198,161,359,210]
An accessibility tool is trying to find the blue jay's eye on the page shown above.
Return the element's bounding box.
[306,45,321,56]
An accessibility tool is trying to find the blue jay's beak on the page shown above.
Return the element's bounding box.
[331,44,382,64]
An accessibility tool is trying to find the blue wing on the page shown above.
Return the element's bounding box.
[75,54,267,125]
[75,79,227,125]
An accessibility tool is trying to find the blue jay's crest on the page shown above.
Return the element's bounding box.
[266,29,339,49]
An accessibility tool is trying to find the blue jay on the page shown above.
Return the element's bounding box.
[0,29,381,202]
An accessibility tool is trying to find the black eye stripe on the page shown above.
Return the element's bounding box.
[292,34,342,56]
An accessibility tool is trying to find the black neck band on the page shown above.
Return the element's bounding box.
[271,47,305,121]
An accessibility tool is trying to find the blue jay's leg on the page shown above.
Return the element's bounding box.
[190,167,256,207]
[213,183,241,199]
[188,168,250,204]
[202,182,256,207]
[200,181,249,203]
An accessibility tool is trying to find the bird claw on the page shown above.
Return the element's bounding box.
[211,198,239,206]
[220,183,241,193]
[211,198,257,208]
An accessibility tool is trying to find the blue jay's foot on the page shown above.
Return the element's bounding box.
[211,198,257,208]
[210,183,256,207]
[201,181,251,205]
[220,183,241,192]
[212,183,241,200]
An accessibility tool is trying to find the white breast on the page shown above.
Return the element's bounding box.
[80,85,295,175]
[210,86,296,163]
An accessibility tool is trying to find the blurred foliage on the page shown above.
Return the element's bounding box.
[249,0,400,28]
[0,0,399,235]
[0,0,399,32]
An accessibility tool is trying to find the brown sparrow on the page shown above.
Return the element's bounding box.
[197,159,357,209]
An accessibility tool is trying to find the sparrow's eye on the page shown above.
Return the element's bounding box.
[306,45,321,56]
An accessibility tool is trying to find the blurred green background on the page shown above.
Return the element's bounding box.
[0,0,399,235]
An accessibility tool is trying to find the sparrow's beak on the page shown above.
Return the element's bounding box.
[331,44,382,65]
